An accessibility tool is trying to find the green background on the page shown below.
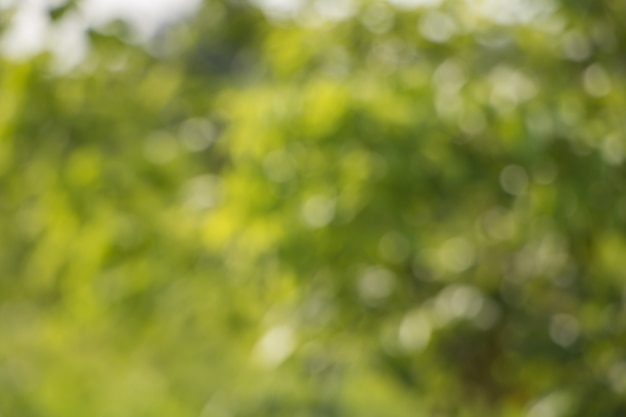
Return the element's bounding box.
[1,0,626,415]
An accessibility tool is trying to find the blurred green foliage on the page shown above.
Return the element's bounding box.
[1,0,626,416]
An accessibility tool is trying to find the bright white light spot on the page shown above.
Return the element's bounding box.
[179,118,216,152]
[47,12,89,73]
[419,11,457,43]
[601,134,624,166]
[480,207,517,241]
[1,0,202,65]
[513,234,569,278]
[561,30,591,62]
[549,314,579,347]
[398,309,431,351]
[81,0,201,40]
[583,64,612,97]
[264,149,297,183]
[358,266,395,303]
[458,106,486,135]
[526,391,571,417]
[0,3,48,59]
[253,325,295,367]
[362,3,394,34]
[500,165,528,196]
[387,0,442,9]
[183,175,221,210]
[608,361,626,394]
[433,59,467,95]
[489,66,537,111]
[433,59,466,120]
[435,284,484,322]
[438,237,475,273]
[301,194,335,228]
[465,0,557,26]
[250,0,304,20]
[315,0,356,21]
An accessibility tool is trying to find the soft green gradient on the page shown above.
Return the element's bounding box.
[1,1,626,416]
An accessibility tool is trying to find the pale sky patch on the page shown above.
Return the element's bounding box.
[0,0,201,67]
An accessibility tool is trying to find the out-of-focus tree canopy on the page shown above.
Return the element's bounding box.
[1,0,626,416]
